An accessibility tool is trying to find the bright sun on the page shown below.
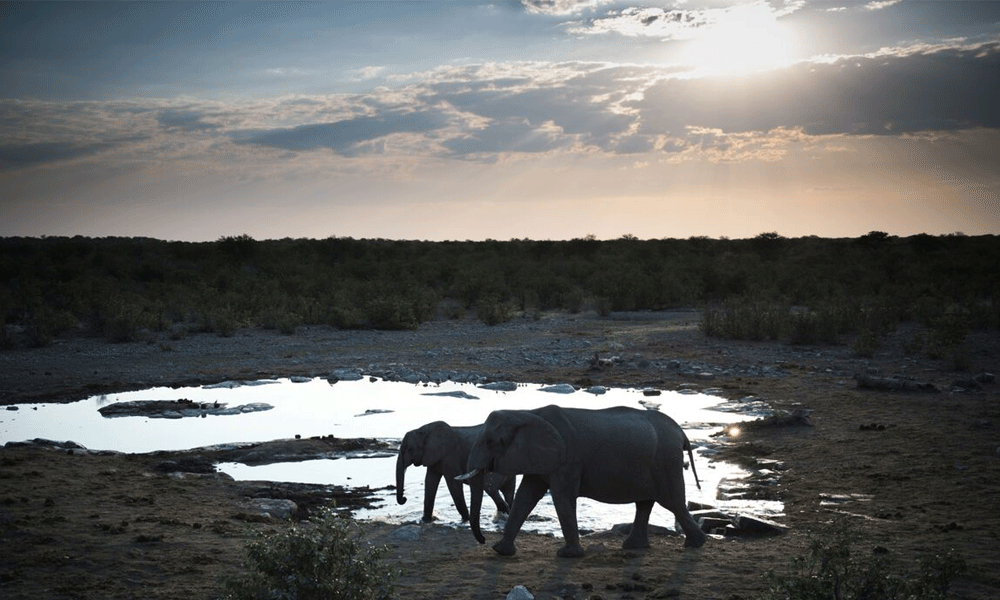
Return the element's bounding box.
[682,5,796,77]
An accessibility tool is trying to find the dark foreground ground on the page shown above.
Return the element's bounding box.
[1,310,998,599]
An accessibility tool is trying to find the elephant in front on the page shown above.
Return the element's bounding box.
[396,420,515,542]
[459,404,706,557]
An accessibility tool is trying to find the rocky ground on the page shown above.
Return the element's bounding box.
[1,310,998,599]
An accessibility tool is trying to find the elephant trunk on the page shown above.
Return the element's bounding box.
[466,472,486,544]
[395,446,409,505]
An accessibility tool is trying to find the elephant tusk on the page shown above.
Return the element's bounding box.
[455,468,482,482]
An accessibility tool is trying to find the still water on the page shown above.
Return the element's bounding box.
[0,377,781,535]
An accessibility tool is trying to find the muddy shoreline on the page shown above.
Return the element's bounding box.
[2,311,999,599]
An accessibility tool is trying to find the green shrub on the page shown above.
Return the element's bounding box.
[476,294,513,325]
[758,519,965,600]
[220,507,396,600]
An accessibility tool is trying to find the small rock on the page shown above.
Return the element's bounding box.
[540,383,576,394]
[506,585,534,600]
[389,524,421,542]
[247,498,298,520]
[479,381,517,392]
[732,514,787,536]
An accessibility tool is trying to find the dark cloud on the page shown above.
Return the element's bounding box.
[232,111,448,155]
[635,42,1000,137]
[0,140,113,171]
[443,117,568,156]
[157,109,220,132]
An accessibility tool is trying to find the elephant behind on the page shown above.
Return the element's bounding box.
[460,404,707,557]
[395,420,515,543]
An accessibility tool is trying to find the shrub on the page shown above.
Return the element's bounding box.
[220,507,396,600]
[476,294,513,325]
[758,519,965,600]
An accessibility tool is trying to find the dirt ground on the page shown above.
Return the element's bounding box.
[1,310,998,599]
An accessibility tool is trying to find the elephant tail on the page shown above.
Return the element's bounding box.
[684,438,702,491]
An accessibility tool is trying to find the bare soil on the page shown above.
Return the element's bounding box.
[1,311,998,599]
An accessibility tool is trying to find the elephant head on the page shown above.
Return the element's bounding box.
[465,409,567,477]
[396,421,459,505]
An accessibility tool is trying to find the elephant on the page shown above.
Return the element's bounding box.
[396,420,515,543]
[458,404,707,557]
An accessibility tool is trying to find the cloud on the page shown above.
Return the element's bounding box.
[0,140,115,170]
[570,7,710,39]
[569,1,803,39]
[635,41,1000,137]
[232,110,450,155]
[157,109,220,132]
[521,0,612,16]
[2,40,997,175]
[865,0,903,10]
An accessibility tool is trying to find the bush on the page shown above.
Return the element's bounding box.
[220,507,396,600]
[758,519,965,600]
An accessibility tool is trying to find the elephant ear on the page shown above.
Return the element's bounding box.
[498,412,566,475]
[421,421,460,467]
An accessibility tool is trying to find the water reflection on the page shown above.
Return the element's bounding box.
[0,377,781,535]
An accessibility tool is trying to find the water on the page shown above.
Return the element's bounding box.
[0,377,781,535]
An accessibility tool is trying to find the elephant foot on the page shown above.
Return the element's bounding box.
[557,543,586,558]
[421,515,436,523]
[684,530,707,548]
[492,540,517,556]
[622,535,649,550]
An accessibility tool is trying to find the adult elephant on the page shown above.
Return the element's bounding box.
[396,420,515,543]
[458,404,706,557]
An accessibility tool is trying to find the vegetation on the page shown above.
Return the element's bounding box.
[1,232,996,352]
[758,519,966,600]
[220,506,396,600]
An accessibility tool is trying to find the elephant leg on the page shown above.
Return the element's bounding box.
[623,499,654,550]
[495,475,548,556]
[658,497,707,548]
[487,487,509,515]
[500,477,515,513]
[423,469,442,522]
[551,491,584,558]
[445,477,470,521]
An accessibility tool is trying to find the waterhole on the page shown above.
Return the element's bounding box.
[1,377,781,535]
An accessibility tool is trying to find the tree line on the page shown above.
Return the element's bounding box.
[2,232,996,355]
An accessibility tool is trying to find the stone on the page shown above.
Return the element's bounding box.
[479,381,517,392]
[584,386,608,395]
[389,524,421,542]
[247,498,298,520]
[328,369,364,382]
[540,383,576,394]
[733,514,787,536]
[506,585,534,600]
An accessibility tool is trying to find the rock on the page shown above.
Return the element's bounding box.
[289,376,312,383]
[247,498,298,520]
[421,390,480,399]
[732,514,787,536]
[389,524,422,542]
[975,372,996,384]
[328,369,364,382]
[98,400,273,419]
[540,383,576,394]
[506,585,534,600]
[854,373,939,392]
[479,381,517,392]
[642,388,661,396]
[741,408,813,430]
[584,385,607,395]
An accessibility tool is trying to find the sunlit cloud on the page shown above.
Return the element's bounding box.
[521,0,613,16]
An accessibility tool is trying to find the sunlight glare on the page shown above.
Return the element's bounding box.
[681,5,796,77]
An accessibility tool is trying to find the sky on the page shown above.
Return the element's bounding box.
[2,0,999,242]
